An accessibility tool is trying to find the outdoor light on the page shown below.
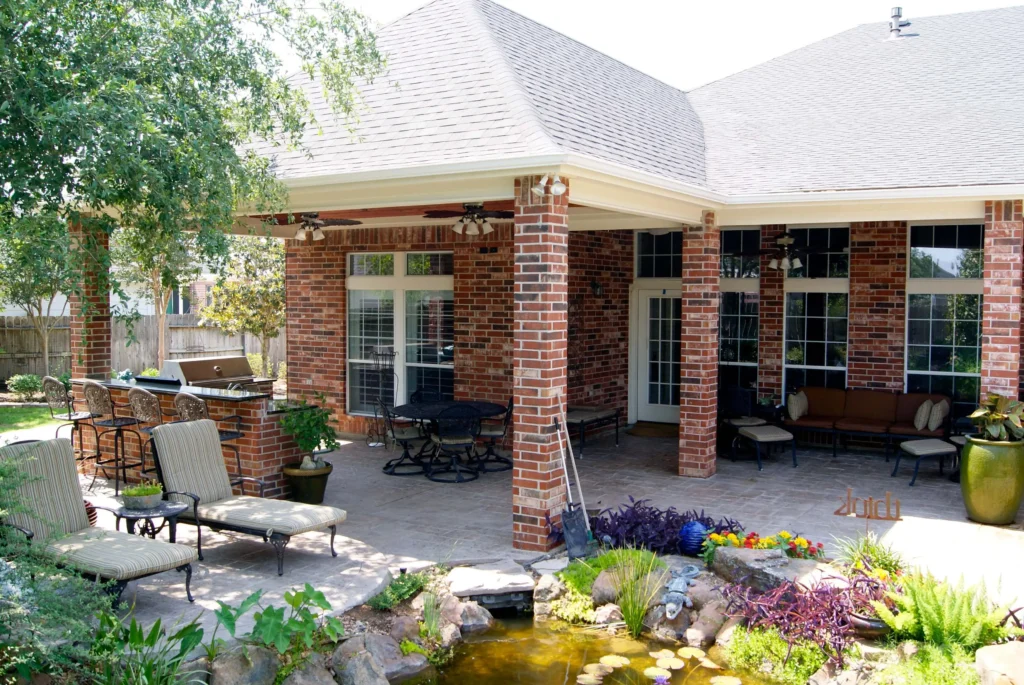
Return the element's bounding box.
[294,227,308,241]
[311,227,326,241]
[780,256,791,270]
[531,175,549,196]
[768,257,779,270]
[590,280,604,297]
[481,219,494,235]
[550,175,566,195]
[464,220,480,236]
[452,219,465,235]
[791,257,803,269]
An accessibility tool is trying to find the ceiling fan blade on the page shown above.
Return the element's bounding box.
[318,218,362,227]
[423,210,466,219]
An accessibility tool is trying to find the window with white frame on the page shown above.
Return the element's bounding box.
[906,224,983,418]
[783,226,849,394]
[719,228,760,390]
[347,252,454,414]
[636,231,683,278]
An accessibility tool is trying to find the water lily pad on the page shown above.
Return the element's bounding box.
[710,677,743,685]
[677,647,706,660]
[599,655,631,668]
[576,676,603,685]
[649,649,676,659]
[656,657,686,670]
[643,667,673,680]
[584,663,614,676]
[699,658,723,670]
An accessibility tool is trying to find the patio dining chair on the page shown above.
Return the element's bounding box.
[127,387,173,475]
[82,380,144,495]
[427,405,481,483]
[150,419,347,575]
[473,396,513,472]
[380,398,428,476]
[0,438,197,602]
[173,392,244,476]
[42,375,97,466]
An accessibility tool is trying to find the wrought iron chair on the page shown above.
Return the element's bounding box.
[379,398,428,476]
[128,387,173,475]
[473,396,513,472]
[427,404,481,483]
[42,375,96,465]
[82,380,144,495]
[410,390,443,404]
[172,392,244,475]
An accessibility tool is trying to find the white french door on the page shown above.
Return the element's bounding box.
[636,291,682,423]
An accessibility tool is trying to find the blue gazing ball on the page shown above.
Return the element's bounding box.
[679,520,709,557]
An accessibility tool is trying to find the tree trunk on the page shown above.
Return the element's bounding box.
[152,271,171,369]
[40,328,50,379]
[259,334,271,377]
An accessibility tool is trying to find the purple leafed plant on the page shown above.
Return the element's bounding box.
[588,497,743,555]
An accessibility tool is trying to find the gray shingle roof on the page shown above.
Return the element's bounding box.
[688,5,1024,195]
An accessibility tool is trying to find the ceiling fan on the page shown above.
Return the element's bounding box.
[423,203,514,236]
[754,228,842,271]
[285,212,362,241]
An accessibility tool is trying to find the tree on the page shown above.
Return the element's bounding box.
[1,0,386,300]
[0,216,73,377]
[201,236,285,378]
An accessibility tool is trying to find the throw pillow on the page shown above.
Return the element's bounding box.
[913,400,933,431]
[795,390,808,419]
[787,394,801,421]
[928,399,950,432]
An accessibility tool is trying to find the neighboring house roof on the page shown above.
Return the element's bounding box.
[254,0,1024,197]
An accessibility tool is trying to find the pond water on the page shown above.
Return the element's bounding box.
[409,617,768,685]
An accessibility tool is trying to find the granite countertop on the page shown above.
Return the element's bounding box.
[72,378,272,402]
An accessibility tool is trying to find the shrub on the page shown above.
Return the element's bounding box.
[6,374,42,401]
[276,361,287,383]
[557,548,663,597]
[727,626,827,685]
[213,585,343,659]
[589,497,743,554]
[121,480,163,497]
[615,549,665,638]
[366,572,427,611]
[139,368,161,377]
[872,644,979,685]
[833,531,905,576]
[89,612,205,685]
[420,592,441,641]
[550,585,596,624]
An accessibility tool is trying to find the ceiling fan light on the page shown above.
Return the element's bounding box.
[768,258,779,270]
[452,219,465,235]
[465,220,480,236]
[550,175,566,196]
[780,256,791,270]
[312,227,325,241]
[295,227,307,241]
[481,219,494,235]
[531,175,549,196]
[791,257,803,269]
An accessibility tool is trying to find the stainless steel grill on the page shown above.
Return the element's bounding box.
[159,356,274,394]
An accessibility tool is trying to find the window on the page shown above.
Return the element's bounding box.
[909,224,982,279]
[784,292,848,394]
[167,287,191,314]
[720,228,760,278]
[719,229,760,391]
[347,253,454,413]
[637,231,683,278]
[786,227,849,278]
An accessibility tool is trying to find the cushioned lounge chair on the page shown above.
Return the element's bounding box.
[0,438,197,602]
[150,420,347,575]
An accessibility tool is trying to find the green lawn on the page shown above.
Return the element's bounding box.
[0,406,59,434]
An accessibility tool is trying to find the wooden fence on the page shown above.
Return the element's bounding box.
[0,315,285,381]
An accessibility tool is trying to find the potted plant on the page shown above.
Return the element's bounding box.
[963,393,1024,525]
[279,394,340,504]
[121,480,164,510]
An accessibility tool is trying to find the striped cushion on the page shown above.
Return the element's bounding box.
[0,439,90,538]
[151,420,233,505]
[431,434,474,446]
[46,528,197,580]
[179,495,346,536]
[478,426,505,438]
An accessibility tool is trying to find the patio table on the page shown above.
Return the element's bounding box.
[392,400,507,422]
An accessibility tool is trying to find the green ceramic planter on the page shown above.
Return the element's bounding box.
[961,436,1024,525]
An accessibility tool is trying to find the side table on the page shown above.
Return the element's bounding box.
[88,499,189,541]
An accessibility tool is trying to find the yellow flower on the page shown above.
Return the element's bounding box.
[871,568,891,581]
[709,533,723,544]
[778,531,792,540]
[727,533,740,546]
[794,537,809,547]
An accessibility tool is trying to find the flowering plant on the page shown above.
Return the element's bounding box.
[701,529,826,565]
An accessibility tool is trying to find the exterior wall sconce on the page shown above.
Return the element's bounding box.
[590,280,604,297]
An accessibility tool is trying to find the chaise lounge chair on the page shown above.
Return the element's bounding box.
[150,419,347,575]
[0,438,197,602]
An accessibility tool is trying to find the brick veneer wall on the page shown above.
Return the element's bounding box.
[566,230,633,413]
[847,222,908,391]
[758,225,785,401]
[70,222,112,380]
[982,200,1024,397]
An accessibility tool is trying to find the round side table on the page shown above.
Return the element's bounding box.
[90,500,189,540]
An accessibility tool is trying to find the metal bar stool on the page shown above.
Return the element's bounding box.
[82,380,144,495]
[42,375,97,467]
[173,392,244,476]
[473,396,513,472]
[426,405,481,483]
[380,398,428,476]
[127,387,175,475]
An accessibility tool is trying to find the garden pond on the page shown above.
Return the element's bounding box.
[408,616,767,685]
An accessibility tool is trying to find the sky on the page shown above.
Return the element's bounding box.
[343,0,1021,90]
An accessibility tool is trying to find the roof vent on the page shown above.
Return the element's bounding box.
[889,7,910,39]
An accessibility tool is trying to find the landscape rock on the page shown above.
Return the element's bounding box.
[531,557,569,575]
[440,623,462,649]
[976,642,1024,685]
[712,547,830,591]
[591,570,618,606]
[446,560,535,598]
[385,654,431,682]
[334,651,388,685]
[281,659,333,685]
[533,601,553,618]
[647,603,692,642]
[896,641,919,662]
[594,604,623,624]
[178,657,210,684]
[440,594,464,627]
[534,574,566,602]
[459,601,494,633]
[714,616,744,649]
[390,615,420,643]
[686,600,729,648]
[209,646,278,685]
[686,572,726,611]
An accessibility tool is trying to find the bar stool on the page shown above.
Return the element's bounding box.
[473,396,513,472]
[42,375,97,466]
[173,392,244,474]
[82,380,144,495]
[127,387,174,475]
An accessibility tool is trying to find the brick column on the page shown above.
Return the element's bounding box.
[69,221,111,380]
[757,225,785,401]
[512,175,569,551]
[847,222,907,391]
[981,200,1024,397]
[678,211,719,478]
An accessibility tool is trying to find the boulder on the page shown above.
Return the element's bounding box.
[646,603,691,643]
[334,651,388,685]
[390,615,420,643]
[687,572,726,611]
[446,560,534,598]
[332,634,429,684]
[685,600,729,649]
[533,601,553,618]
[209,646,278,685]
[440,623,461,649]
[385,654,430,683]
[440,594,464,627]
[178,657,209,684]
[711,547,828,591]
[281,659,334,685]
[531,557,569,575]
[976,642,1024,685]
[594,604,623,624]
[459,601,494,633]
[534,574,565,602]
[714,616,744,649]
[591,570,618,606]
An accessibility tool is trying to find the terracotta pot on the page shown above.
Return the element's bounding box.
[849,612,891,639]
[961,436,1024,525]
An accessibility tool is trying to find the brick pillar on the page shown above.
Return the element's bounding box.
[981,200,1024,397]
[757,225,784,401]
[678,211,719,478]
[847,222,907,391]
[511,175,569,551]
[69,221,111,380]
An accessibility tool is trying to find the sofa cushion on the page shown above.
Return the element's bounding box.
[180,495,347,537]
[896,393,950,423]
[889,422,944,438]
[927,399,949,432]
[151,420,234,506]
[784,416,837,430]
[786,391,807,421]
[843,390,898,423]
[800,387,847,418]
[834,418,892,434]
[914,400,934,431]
[46,528,197,581]
[0,438,90,539]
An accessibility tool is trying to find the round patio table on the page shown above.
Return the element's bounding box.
[392,400,506,421]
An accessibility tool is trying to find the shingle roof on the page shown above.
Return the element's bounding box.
[688,5,1024,195]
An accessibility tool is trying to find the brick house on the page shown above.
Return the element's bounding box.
[70,2,1024,550]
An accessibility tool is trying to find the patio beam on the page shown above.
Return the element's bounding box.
[981,199,1024,397]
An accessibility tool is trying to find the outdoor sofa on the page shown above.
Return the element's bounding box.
[150,419,347,575]
[0,438,197,601]
[784,387,952,457]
